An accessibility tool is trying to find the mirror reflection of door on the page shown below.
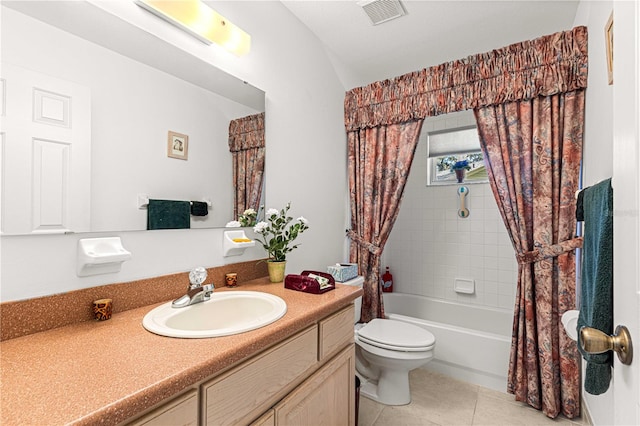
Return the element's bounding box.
[0,62,91,235]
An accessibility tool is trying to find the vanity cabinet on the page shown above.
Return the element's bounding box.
[126,304,355,426]
[203,304,356,426]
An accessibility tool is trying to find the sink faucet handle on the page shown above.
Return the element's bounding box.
[202,283,214,300]
[188,266,207,289]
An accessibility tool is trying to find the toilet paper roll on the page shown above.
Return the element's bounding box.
[561,310,580,341]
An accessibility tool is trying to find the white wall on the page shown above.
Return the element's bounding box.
[0,1,348,302]
[576,1,615,187]
[384,111,518,310]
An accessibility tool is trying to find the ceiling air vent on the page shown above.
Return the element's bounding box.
[357,0,406,25]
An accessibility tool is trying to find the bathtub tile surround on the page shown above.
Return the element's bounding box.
[384,111,518,310]
[0,259,268,341]
[358,369,589,426]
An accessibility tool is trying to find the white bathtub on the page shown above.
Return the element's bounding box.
[382,292,512,391]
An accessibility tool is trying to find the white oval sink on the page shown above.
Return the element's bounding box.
[143,291,287,338]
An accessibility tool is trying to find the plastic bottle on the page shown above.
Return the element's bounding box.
[381,267,393,292]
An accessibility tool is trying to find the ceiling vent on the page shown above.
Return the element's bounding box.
[357,0,406,25]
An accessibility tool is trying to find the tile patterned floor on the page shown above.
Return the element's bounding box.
[357,369,589,426]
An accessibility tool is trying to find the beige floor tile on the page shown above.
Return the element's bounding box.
[399,369,478,425]
[358,396,385,426]
[475,386,588,426]
[357,368,585,426]
[476,385,516,404]
[472,394,575,426]
[374,406,441,426]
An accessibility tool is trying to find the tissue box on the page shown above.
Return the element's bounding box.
[327,263,358,282]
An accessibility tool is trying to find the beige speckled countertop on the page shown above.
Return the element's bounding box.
[0,278,362,426]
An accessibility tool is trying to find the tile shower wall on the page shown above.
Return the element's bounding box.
[384,111,518,311]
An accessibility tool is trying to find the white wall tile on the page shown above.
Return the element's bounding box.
[384,111,516,312]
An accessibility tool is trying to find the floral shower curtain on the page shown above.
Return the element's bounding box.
[347,120,423,322]
[474,92,585,418]
[344,26,587,417]
[228,112,265,218]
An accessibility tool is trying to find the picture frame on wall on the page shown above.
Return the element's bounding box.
[167,130,188,160]
[605,11,613,85]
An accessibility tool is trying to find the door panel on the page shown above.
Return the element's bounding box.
[611,2,639,425]
[0,62,91,234]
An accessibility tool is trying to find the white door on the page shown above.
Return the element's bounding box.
[611,1,639,425]
[0,62,91,234]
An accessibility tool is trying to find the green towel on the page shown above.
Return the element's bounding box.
[577,178,613,395]
[147,199,191,230]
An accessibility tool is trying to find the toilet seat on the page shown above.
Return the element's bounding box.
[356,318,435,352]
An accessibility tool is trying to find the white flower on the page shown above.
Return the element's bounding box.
[297,216,308,225]
[253,221,268,233]
[243,208,257,216]
[266,208,279,217]
[225,220,241,227]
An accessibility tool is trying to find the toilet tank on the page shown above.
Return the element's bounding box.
[341,276,364,323]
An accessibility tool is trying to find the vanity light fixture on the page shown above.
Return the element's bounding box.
[135,0,251,56]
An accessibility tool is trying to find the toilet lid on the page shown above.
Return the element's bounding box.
[356,318,435,351]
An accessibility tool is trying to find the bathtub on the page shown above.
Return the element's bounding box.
[382,292,512,391]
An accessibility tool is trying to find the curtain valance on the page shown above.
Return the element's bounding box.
[344,26,587,131]
[228,112,265,152]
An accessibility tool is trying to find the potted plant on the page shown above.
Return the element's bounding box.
[253,202,309,282]
[451,159,471,183]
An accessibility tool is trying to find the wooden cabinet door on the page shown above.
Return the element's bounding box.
[274,345,355,426]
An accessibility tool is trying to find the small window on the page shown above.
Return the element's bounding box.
[427,126,488,186]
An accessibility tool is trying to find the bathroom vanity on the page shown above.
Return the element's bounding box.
[0,277,361,425]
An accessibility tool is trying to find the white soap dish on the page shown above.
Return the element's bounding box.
[77,237,132,277]
[223,230,255,257]
[454,278,475,294]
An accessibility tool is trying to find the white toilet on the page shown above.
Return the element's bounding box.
[342,276,435,406]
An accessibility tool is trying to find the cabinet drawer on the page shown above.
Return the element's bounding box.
[318,304,354,361]
[127,389,198,426]
[202,325,318,425]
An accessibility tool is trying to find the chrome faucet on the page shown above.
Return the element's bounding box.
[172,267,215,308]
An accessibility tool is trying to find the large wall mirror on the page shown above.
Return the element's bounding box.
[0,1,265,235]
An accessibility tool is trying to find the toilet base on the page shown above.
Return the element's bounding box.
[356,372,412,406]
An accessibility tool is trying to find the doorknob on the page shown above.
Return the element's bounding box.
[580,325,633,365]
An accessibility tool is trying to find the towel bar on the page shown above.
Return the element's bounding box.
[137,194,212,209]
